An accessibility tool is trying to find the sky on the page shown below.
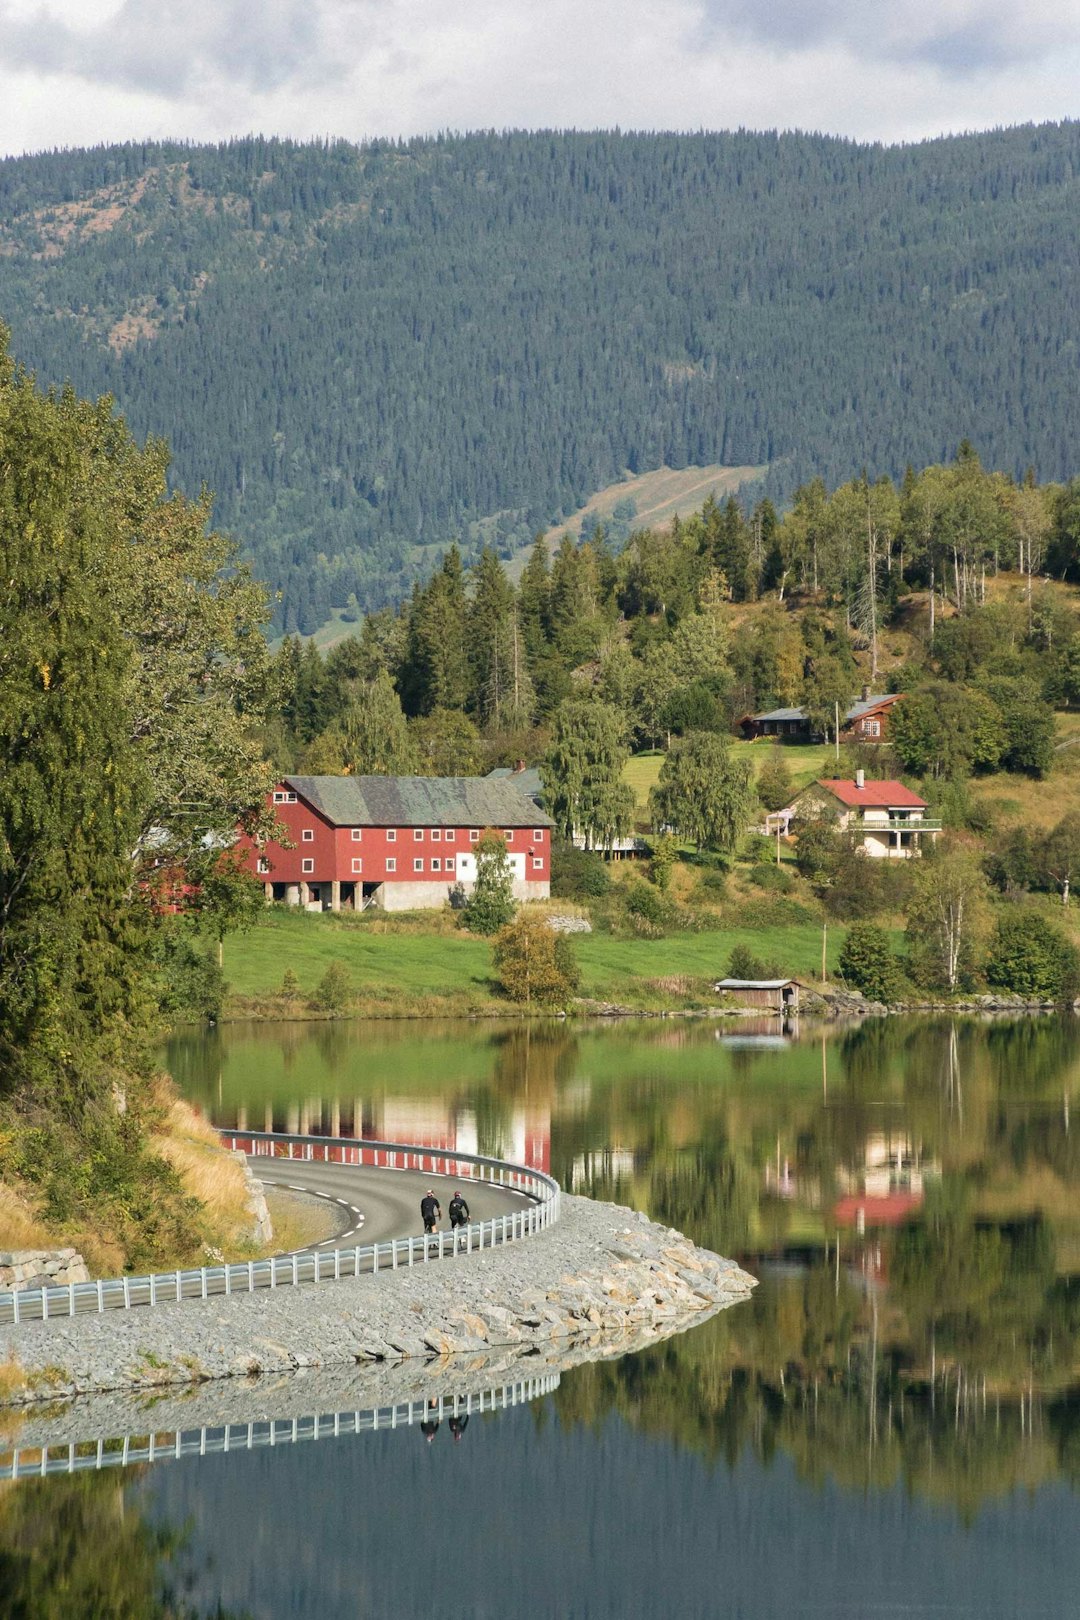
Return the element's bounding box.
[0,0,1078,159]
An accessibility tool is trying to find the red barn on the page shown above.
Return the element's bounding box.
[239,775,553,911]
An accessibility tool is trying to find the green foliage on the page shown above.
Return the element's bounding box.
[727,942,782,979]
[549,838,611,901]
[838,923,904,1002]
[905,842,990,991]
[619,880,677,938]
[985,912,1080,1002]
[493,912,579,1007]
[890,682,1004,778]
[649,731,755,852]
[749,862,795,894]
[461,831,517,934]
[543,700,635,850]
[6,130,1080,630]
[756,749,794,811]
[648,833,678,892]
[313,961,352,1012]
[280,966,300,997]
[151,926,225,1024]
[794,817,842,879]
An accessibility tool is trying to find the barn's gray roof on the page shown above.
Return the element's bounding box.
[284,775,553,829]
[753,707,809,723]
[487,766,545,803]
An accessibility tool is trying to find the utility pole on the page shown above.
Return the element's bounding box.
[834,700,840,762]
[821,918,828,984]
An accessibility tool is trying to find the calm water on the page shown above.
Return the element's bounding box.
[8,1015,1080,1618]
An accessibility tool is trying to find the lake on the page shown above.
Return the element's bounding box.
[6,1014,1080,1618]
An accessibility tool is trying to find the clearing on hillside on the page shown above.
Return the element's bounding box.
[530,463,767,560]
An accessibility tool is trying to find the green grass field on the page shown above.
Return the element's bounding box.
[222,907,868,1015]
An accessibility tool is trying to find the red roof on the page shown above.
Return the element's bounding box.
[834,1192,923,1228]
[817,778,927,809]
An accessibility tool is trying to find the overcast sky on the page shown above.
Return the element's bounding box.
[1,0,1078,159]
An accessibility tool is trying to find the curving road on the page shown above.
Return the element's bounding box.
[255,1159,535,1254]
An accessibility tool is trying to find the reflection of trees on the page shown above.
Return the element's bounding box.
[648,1139,758,1254]
[0,1471,249,1617]
[553,1269,1080,1520]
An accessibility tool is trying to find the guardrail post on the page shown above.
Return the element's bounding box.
[225,1266,232,1296]
[123,1277,131,1309]
[68,1282,75,1317]
[247,1261,254,1293]
[292,1255,299,1286]
[12,1292,19,1325]
[175,1269,182,1303]
[96,1280,104,1313]
[149,1275,156,1307]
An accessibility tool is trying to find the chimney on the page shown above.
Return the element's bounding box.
[855,769,865,790]
[513,758,526,774]
[861,684,870,702]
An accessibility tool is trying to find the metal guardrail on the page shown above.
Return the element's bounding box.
[0,1130,561,1327]
[2,1375,561,1480]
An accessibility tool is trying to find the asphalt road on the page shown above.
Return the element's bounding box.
[256,1159,535,1253]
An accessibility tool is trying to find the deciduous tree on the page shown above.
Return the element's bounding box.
[649,731,755,853]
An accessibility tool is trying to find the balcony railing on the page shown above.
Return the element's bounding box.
[862,818,943,834]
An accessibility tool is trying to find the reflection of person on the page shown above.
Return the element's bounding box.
[449,1414,469,1443]
[420,1400,440,1444]
[449,1190,470,1229]
[420,1189,441,1233]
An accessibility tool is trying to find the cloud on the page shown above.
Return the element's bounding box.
[0,0,1078,158]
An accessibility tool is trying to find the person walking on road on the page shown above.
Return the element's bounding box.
[421,1188,441,1234]
[449,1189,470,1229]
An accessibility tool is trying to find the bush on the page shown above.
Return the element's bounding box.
[493,912,579,1007]
[727,942,783,979]
[621,879,675,936]
[749,862,795,893]
[280,966,300,997]
[648,833,678,893]
[986,912,1080,1002]
[151,925,225,1024]
[549,838,610,901]
[795,817,841,880]
[838,923,904,1002]
[696,867,728,898]
[756,750,794,811]
[312,961,352,1012]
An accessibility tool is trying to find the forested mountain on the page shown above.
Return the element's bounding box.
[2,124,1080,631]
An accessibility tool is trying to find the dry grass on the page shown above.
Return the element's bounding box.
[151,1095,260,1256]
[0,1174,125,1277]
[263,1186,339,1252]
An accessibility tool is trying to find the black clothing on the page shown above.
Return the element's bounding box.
[420,1192,441,1232]
[449,1194,470,1228]
[449,1415,469,1441]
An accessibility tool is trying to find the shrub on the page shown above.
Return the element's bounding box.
[493,913,579,1007]
[622,879,674,935]
[986,912,1080,1002]
[795,817,841,880]
[280,967,300,997]
[151,926,225,1024]
[838,923,904,1002]
[749,862,794,893]
[549,838,610,901]
[648,833,678,893]
[312,962,351,1012]
[695,867,728,898]
[727,943,783,979]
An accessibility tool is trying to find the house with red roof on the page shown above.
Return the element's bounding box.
[789,770,941,858]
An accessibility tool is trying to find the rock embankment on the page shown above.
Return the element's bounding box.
[0,1194,754,1406]
[1,1248,90,1293]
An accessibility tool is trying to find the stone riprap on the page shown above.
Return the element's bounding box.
[0,1194,754,1407]
[1,1248,90,1293]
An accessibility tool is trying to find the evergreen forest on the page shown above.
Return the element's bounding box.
[2,123,1080,630]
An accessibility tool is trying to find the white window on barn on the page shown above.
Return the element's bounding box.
[302,829,314,842]
[387,829,396,842]
[445,856,455,873]
[273,790,297,804]
[352,858,363,874]
[431,828,441,841]
[351,828,362,841]
[257,856,271,874]
[414,828,424,841]
[386,857,396,873]
[532,828,543,841]
[470,829,479,842]
[413,858,423,872]
[431,858,441,872]
[504,829,513,840]
[532,857,543,870]
[302,858,314,874]
[444,829,455,842]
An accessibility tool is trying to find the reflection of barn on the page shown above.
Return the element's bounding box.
[715,978,803,1012]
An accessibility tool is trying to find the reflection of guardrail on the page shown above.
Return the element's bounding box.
[0,1131,561,1326]
[2,1375,561,1480]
